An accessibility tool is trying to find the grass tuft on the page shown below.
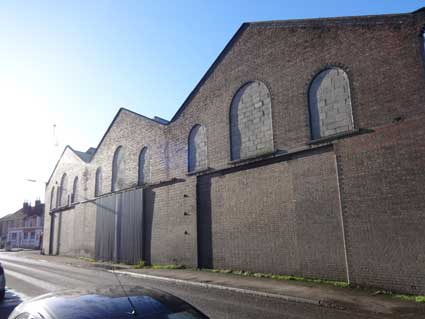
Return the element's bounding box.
[372,290,425,303]
[133,260,146,269]
[151,264,186,270]
[132,260,185,270]
[79,256,95,263]
[129,262,425,304]
[202,268,349,288]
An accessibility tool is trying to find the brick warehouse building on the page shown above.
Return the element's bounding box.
[43,8,425,294]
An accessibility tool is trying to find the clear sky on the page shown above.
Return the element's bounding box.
[0,0,423,216]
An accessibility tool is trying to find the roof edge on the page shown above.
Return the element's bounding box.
[412,7,425,14]
[46,145,90,186]
[170,23,250,122]
[248,10,415,27]
[88,107,167,162]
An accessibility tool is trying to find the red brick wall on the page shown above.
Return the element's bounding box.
[335,116,425,293]
[45,9,425,293]
[198,148,347,280]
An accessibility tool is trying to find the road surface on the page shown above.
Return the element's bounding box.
[0,251,413,319]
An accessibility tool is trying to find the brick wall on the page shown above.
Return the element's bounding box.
[144,177,197,267]
[335,115,425,294]
[43,9,425,293]
[198,149,347,280]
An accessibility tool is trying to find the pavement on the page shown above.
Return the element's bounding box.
[10,250,425,318]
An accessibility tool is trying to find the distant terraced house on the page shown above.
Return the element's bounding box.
[0,200,44,249]
[44,8,425,295]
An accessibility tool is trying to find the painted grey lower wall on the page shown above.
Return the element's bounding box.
[51,202,96,258]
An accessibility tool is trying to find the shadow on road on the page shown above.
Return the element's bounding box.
[0,289,24,319]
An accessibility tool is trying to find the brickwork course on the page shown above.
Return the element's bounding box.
[43,8,425,294]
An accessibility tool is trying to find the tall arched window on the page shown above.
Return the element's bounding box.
[422,30,425,65]
[56,186,60,208]
[188,124,207,172]
[95,167,102,197]
[308,68,354,140]
[50,187,55,211]
[59,173,68,207]
[138,147,150,185]
[72,176,79,203]
[230,81,273,161]
[111,146,125,192]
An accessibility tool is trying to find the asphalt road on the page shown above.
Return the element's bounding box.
[0,252,401,319]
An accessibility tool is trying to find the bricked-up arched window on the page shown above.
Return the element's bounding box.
[59,173,68,207]
[95,167,102,197]
[111,146,125,192]
[72,176,79,203]
[309,68,354,140]
[50,187,55,211]
[230,81,273,161]
[188,124,208,172]
[138,147,150,185]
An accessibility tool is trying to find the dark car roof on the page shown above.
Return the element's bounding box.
[11,286,208,319]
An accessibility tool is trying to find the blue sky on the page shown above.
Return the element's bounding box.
[0,0,423,215]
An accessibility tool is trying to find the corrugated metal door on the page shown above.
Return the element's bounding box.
[94,188,143,263]
[95,194,116,261]
[119,189,143,264]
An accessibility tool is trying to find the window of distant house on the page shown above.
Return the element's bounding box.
[230,81,274,161]
[188,124,208,172]
[30,232,35,240]
[59,173,68,207]
[138,147,150,185]
[95,167,102,197]
[72,176,79,203]
[308,68,354,140]
[111,146,125,192]
[24,232,28,240]
[11,233,16,240]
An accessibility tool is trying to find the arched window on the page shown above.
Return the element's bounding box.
[138,147,150,185]
[422,30,425,64]
[95,167,102,197]
[188,124,207,172]
[72,176,79,203]
[56,186,60,208]
[308,68,354,140]
[50,187,55,211]
[230,81,273,161]
[111,146,125,192]
[59,173,68,207]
